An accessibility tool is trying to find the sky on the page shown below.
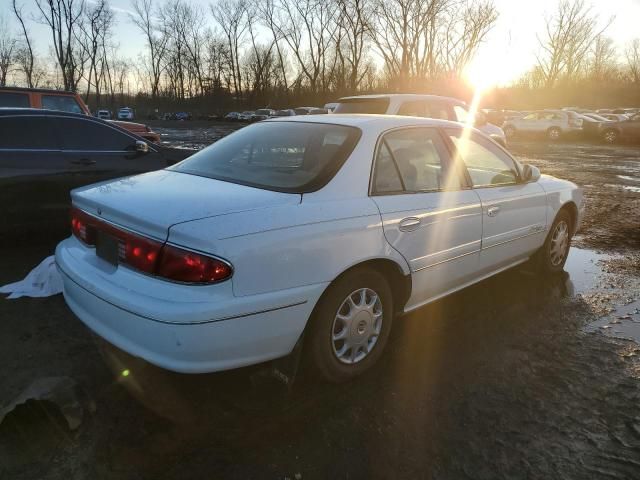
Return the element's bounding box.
[2,0,640,87]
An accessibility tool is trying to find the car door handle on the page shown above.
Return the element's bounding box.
[399,217,421,232]
[71,158,96,166]
[487,206,500,217]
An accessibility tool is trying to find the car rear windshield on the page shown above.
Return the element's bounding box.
[170,122,361,193]
[333,98,390,114]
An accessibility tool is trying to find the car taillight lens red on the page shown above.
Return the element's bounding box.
[157,245,232,283]
[70,206,232,284]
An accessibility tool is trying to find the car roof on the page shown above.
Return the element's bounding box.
[338,93,466,105]
[0,86,78,95]
[266,113,466,131]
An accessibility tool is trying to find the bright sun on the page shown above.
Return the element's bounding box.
[463,53,514,92]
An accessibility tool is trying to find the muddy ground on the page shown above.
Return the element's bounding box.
[1,129,639,479]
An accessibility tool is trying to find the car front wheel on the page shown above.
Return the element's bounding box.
[306,268,394,382]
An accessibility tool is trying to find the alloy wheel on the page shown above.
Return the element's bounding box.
[331,288,383,364]
[549,220,569,267]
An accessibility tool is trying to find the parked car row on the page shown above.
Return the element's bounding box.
[501,108,640,143]
[224,106,331,123]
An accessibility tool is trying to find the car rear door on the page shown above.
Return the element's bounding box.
[446,129,547,273]
[0,114,71,244]
[54,116,168,186]
[371,127,483,310]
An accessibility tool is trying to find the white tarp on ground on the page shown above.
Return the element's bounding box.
[0,256,62,299]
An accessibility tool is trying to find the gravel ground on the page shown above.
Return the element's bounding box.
[0,128,639,480]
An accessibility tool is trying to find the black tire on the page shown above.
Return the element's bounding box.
[547,127,561,141]
[306,268,394,382]
[504,125,516,139]
[536,209,573,274]
[603,129,618,144]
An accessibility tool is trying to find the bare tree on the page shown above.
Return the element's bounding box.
[130,0,169,98]
[257,0,289,92]
[12,0,36,87]
[35,0,87,91]
[79,0,113,103]
[0,15,17,86]
[333,0,372,91]
[536,0,613,88]
[211,0,249,97]
[588,34,618,81]
[625,38,640,84]
[440,1,498,78]
[370,0,450,88]
[276,0,340,93]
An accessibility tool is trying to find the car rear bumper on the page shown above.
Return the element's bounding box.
[56,237,327,373]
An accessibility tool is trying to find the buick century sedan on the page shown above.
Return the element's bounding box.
[56,115,585,382]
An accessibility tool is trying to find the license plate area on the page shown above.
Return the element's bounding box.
[96,230,119,266]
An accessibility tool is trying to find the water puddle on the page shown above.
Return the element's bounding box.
[562,246,610,294]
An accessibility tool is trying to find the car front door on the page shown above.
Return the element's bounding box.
[54,117,168,188]
[446,129,547,273]
[371,127,483,310]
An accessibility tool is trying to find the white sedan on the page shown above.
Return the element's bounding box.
[56,115,585,382]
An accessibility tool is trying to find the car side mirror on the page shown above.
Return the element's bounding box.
[522,164,541,183]
[135,140,149,154]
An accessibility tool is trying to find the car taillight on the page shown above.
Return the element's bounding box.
[70,207,97,245]
[157,245,232,284]
[119,230,163,274]
[70,206,232,284]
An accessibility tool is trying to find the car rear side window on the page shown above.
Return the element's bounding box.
[57,118,134,151]
[372,128,457,194]
[0,117,58,149]
[333,99,390,114]
[41,95,84,114]
[0,92,30,108]
[170,122,361,193]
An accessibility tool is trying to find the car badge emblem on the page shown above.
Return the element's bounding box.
[97,208,102,215]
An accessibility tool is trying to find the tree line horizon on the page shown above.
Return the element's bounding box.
[1,0,639,113]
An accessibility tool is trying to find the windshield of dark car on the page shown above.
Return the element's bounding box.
[333,98,390,114]
[170,122,361,192]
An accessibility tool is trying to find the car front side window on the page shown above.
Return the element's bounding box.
[58,118,134,151]
[372,127,458,195]
[447,130,519,187]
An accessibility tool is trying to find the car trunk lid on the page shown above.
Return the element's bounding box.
[71,169,301,241]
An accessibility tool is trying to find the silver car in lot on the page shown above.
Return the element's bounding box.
[503,110,583,141]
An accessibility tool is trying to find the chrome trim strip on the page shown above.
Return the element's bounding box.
[59,266,307,325]
[481,229,544,250]
[412,248,480,272]
[404,257,529,313]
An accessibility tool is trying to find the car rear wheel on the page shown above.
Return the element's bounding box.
[603,129,618,144]
[537,210,572,273]
[306,268,394,382]
[547,127,561,141]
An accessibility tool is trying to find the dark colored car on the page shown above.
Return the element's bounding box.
[0,109,193,247]
[601,113,640,144]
